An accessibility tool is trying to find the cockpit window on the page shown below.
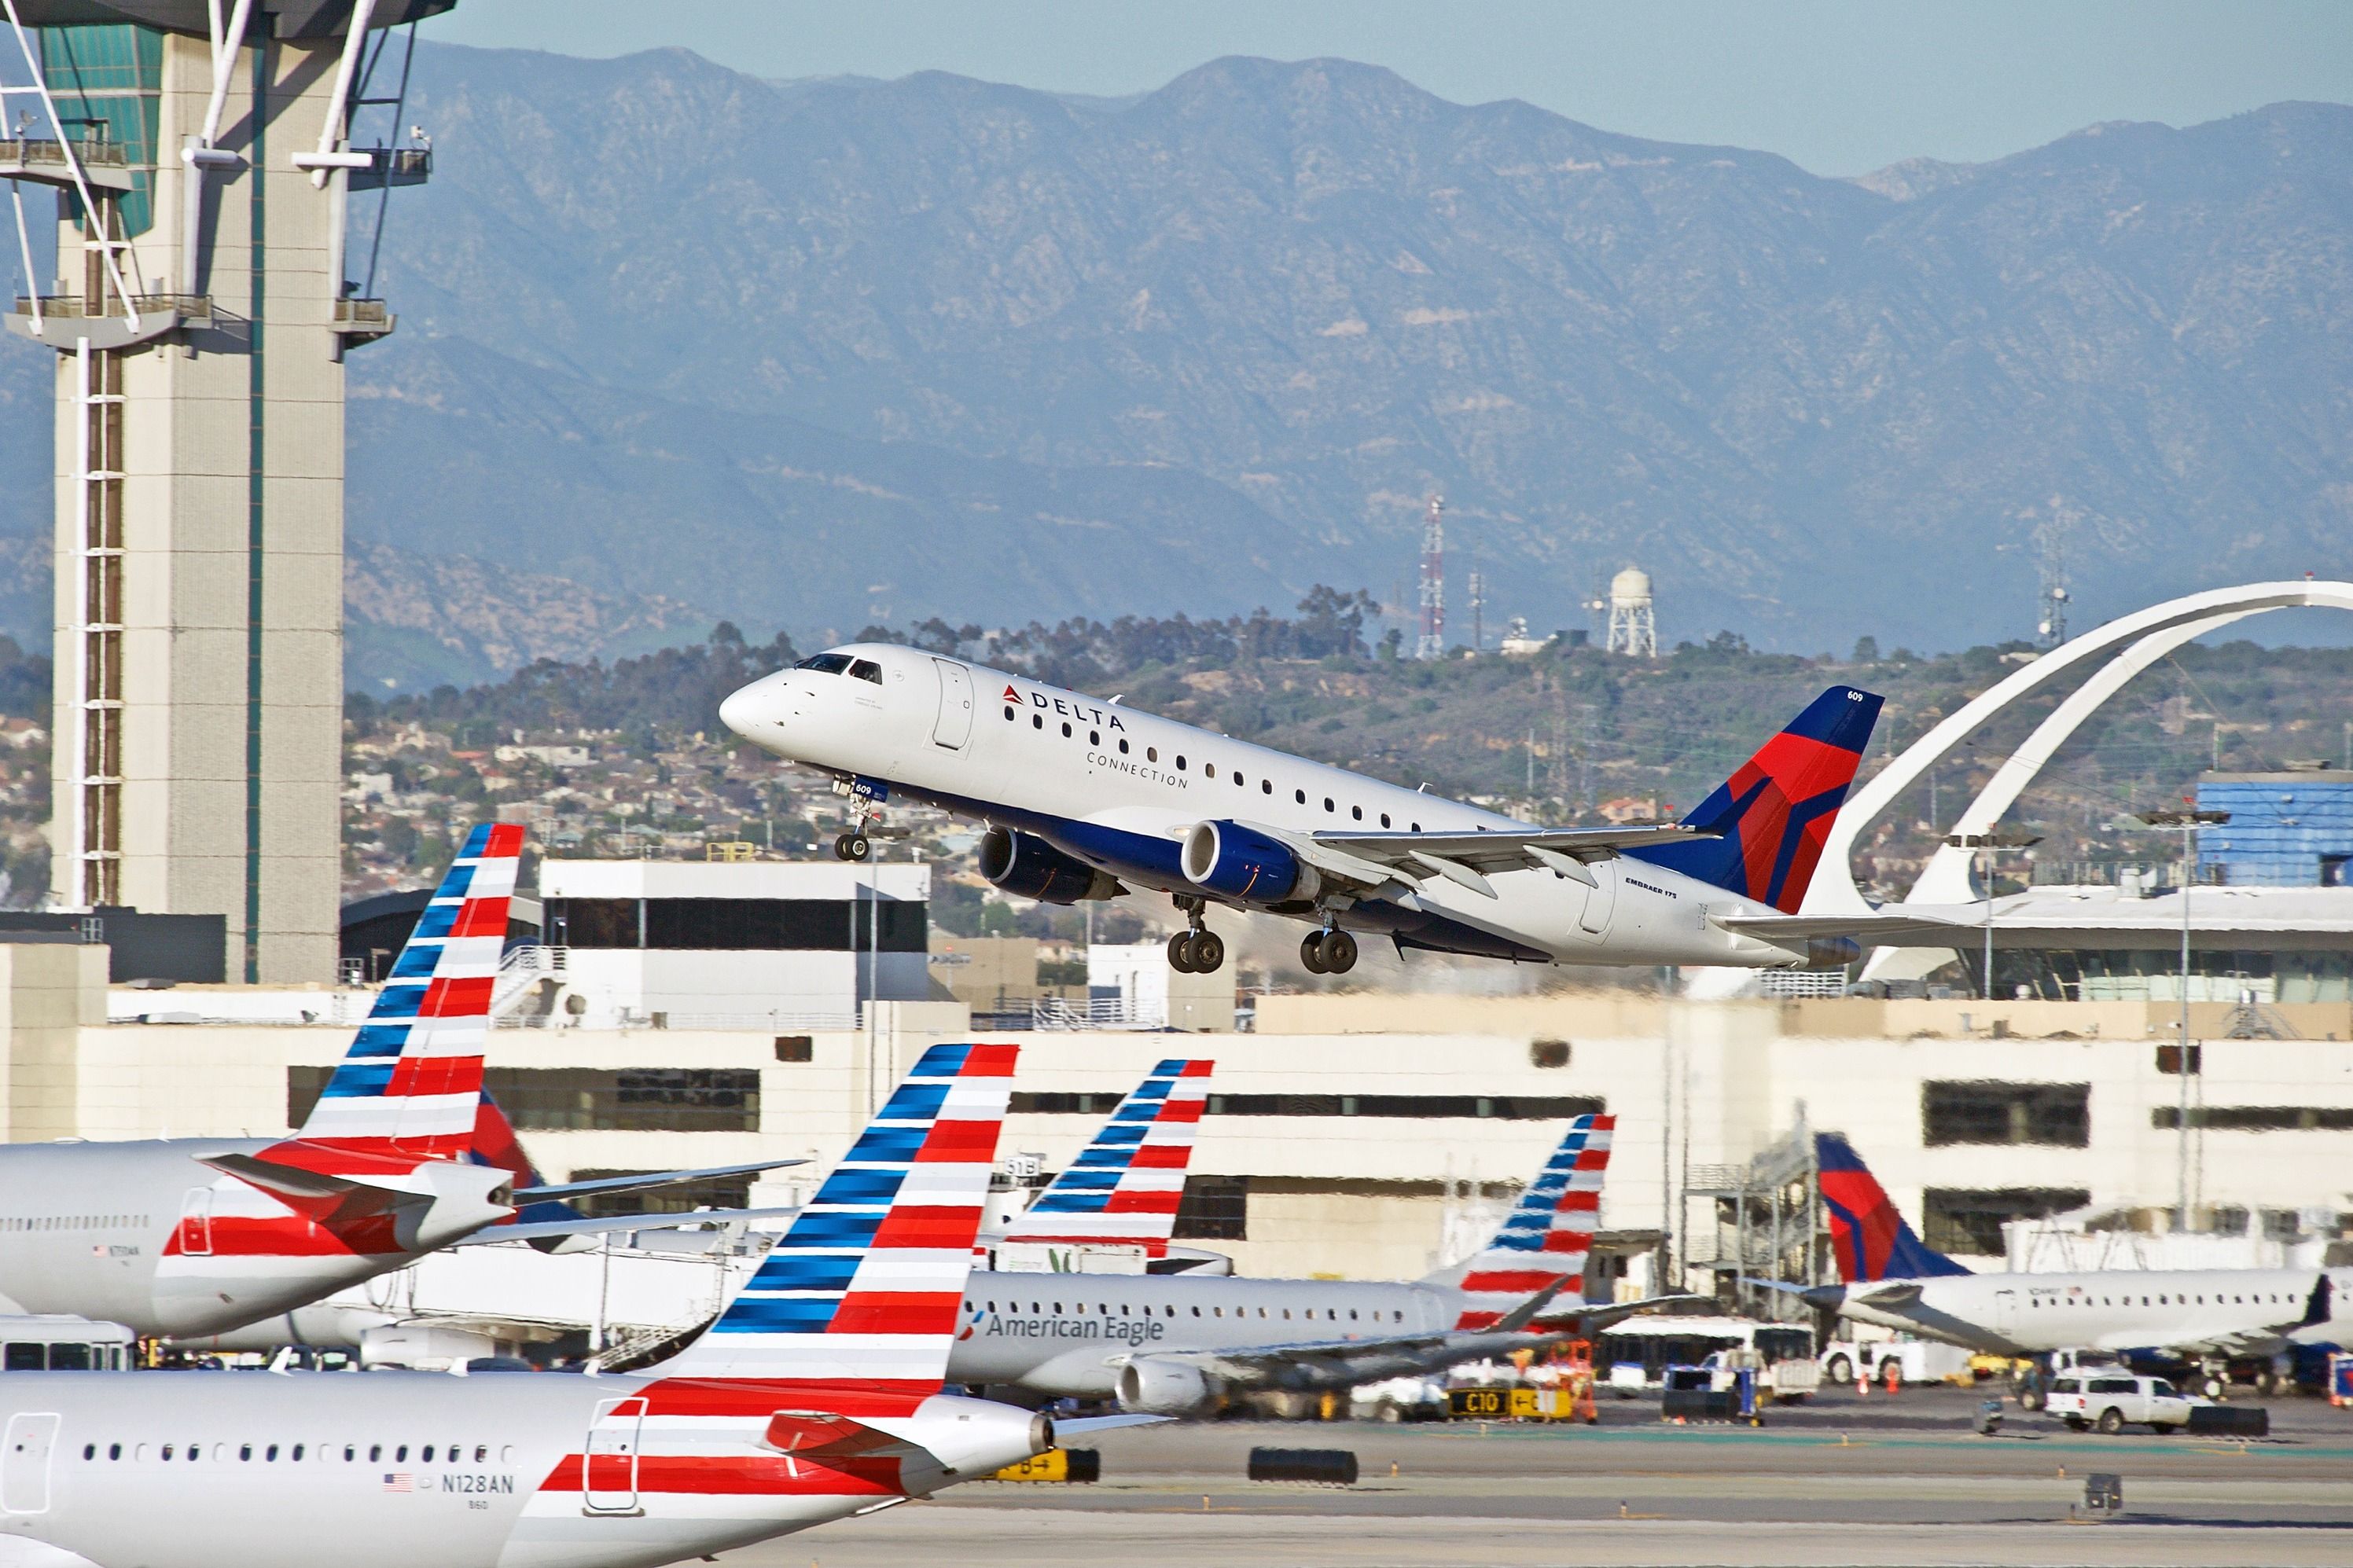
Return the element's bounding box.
[847,659,884,685]
[795,653,853,675]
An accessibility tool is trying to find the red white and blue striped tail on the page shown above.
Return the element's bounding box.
[1000,1058,1211,1258]
[1436,1113,1614,1331]
[289,824,523,1160]
[653,1041,1018,1388]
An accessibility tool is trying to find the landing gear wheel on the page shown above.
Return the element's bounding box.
[1319,929,1358,975]
[1189,930,1225,973]
[844,833,872,862]
[833,832,854,861]
[1300,931,1329,975]
[1167,931,1198,974]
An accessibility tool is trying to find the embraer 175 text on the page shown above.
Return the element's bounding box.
[1785,1134,2347,1385]
[721,647,1889,975]
[0,827,790,1342]
[0,1045,1121,1568]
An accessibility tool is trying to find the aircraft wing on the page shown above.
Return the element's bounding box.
[513,1159,807,1203]
[1245,821,1714,903]
[1528,1293,1715,1334]
[454,1206,801,1246]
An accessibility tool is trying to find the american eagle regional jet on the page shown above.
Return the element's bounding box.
[0,1045,1105,1568]
[0,827,795,1342]
[720,647,1896,975]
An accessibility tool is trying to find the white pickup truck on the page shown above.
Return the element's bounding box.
[2046,1372,2198,1433]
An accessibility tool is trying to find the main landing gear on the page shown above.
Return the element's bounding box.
[1300,925,1358,975]
[832,829,872,862]
[1167,895,1225,974]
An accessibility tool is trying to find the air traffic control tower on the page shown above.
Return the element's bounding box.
[2,1,451,980]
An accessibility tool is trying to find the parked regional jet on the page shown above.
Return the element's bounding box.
[719,648,1892,975]
[950,1113,1689,1412]
[0,827,792,1342]
[0,1045,1091,1568]
[1785,1133,2346,1390]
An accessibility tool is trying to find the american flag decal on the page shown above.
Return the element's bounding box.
[1002,1059,1210,1258]
[381,1473,412,1493]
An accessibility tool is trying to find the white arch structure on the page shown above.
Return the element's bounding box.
[1807,579,2353,924]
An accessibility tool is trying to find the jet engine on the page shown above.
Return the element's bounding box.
[1782,936,1861,971]
[978,827,1121,904]
[1116,1356,1219,1416]
[1180,820,1319,905]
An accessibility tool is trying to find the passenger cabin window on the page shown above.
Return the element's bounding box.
[1061,722,1072,737]
[1148,747,1159,762]
[1323,798,1334,813]
[1296,789,1306,803]
[1119,740,1130,754]
[1351,806,1362,820]
[1032,714,1042,729]
[1204,763,1215,779]
[1176,755,1187,771]
[1262,780,1272,794]
[847,659,883,685]
[794,652,853,675]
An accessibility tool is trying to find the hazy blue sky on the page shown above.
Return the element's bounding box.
[417,0,2352,176]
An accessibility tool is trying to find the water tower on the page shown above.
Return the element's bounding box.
[1605,567,1656,659]
[2,1,449,980]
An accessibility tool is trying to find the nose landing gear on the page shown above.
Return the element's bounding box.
[1300,925,1357,975]
[1167,896,1225,974]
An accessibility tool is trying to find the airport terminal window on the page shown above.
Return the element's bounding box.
[1921,1188,2088,1257]
[290,1067,760,1133]
[1922,1082,2089,1147]
[545,897,925,953]
[795,653,852,675]
[1171,1175,1248,1240]
[2154,1104,2353,1131]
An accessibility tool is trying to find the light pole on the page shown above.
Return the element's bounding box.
[2137,806,2230,1232]
[1945,830,2042,1001]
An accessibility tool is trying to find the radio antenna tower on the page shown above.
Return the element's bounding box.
[1415,495,1446,660]
[1467,555,1486,652]
[2035,513,2071,647]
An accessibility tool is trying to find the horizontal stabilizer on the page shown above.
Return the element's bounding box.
[199,1153,416,1225]
[454,1206,800,1247]
[1055,1414,1171,1436]
[1529,1292,1711,1333]
[1712,911,1966,943]
[763,1411,915,1461]
[512,1158,808,1203]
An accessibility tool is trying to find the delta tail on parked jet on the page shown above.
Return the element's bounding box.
[720,648,1893,975]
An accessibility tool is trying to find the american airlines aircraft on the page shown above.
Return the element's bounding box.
[0,1045,1087,1568]
[719,648,1890,975]
[0,826,786,1342]
[1789,1133,2347,1393]
[950,1113,1687,1412]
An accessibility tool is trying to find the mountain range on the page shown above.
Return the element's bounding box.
[1,46,2346,686]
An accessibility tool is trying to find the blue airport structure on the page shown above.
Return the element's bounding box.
[2197,772,2353,887]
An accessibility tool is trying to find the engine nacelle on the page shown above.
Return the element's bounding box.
[1180,820,1320,905]
[1784,936,1861,971]
[1116,1356,1219,1416]
[978,827,1120,905]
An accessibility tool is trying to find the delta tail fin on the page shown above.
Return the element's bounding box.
[650,1041,1017,1387]
[1422,1113,1613,1329]
[1627,686,1881,912]
[289,824,521,1159]
[1815,1132,1971,1280]
[1000,1058,1211,1258]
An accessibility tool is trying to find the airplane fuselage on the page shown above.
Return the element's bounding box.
[1820,1265,2345,1357]
[720,646,1820,968]
[0,1140,484,1341]
[0,1369,1036,1568]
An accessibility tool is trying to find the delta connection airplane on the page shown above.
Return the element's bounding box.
[1781,1133,2348,1389]
[0,827,792,1342]
[949,1113,1693,1412]
[719,646,1914,975]
[0,1045,1095,1568]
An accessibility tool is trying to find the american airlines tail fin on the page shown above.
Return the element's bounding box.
[291,824,521,1159]
[1627,686,1882,912]
[652,1042,1017,1388]
[999,1058,1211,1258]
[1815,1132,1972,1280]
[1422,1113,1613,1329]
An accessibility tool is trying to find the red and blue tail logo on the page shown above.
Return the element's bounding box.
[1816,1133,1970,1281]
[1628,685,1881,912]
[1002,1058,1210,1258]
